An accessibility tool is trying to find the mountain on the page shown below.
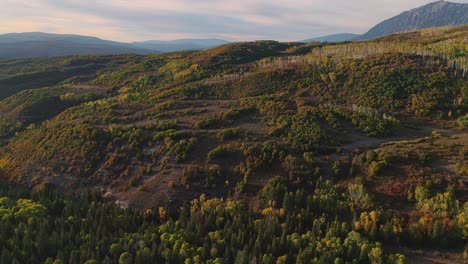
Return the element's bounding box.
[301,33,361,43]
[0,32,130,46]
[360,0,468,40]
[0,41,154,59]
[0,32,153,59]
[0,33,231,59]
[133,38,231,53]
[300,1,467,43]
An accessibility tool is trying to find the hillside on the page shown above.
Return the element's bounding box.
[0,26,466,263]
[0,55,139,98]
[360,0,468,40]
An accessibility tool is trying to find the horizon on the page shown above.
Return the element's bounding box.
[0,32,234,43]
[1,0,467,42]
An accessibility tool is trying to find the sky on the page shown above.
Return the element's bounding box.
[1,0,467,42]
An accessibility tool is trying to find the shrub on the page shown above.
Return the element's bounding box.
[278,106,335,151]
[219,109,251,122]
[365,150,377,164]
[167,181,176,188]
[368,161,386,177]
[455,162,468,175]
[311,179,341,212]
[206,164,222,187]
[258,176,288,206]
[119,252,133,264]
[347,183,374,210]
[457,115,468,127]
[154,129,192,142]
[408,94,436,117]
[156,120,179,130]
[303,152,315,166]
[194,117,218,129]
[60,92,100,104]
[169,137,198,162]
[415,186,461,218]
[182,164,203,185]
[207,145,238,161]
[217,128,243,141]
[358,117,395,137]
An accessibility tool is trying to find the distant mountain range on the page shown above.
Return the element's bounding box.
[132,39,230,53]
[301,33,361,43]
[302,0,467,43]
[0,32,231,59]
[0,1,467,58]
[0,32,151,59]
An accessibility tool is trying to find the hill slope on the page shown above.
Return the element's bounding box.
[360,0,468,40]
[0,26,466,206]
[0,26,466,264]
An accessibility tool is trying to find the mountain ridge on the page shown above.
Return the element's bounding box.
[0,32,129,46]
[132,38,231,52]
[301,33,361,43]
[359,0,468,40]
[0,32,231,59]
[0,32,154,58]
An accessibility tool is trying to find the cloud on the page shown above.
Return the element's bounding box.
[1,0,467,41]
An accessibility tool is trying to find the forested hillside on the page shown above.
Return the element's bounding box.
[0,26,466,263]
